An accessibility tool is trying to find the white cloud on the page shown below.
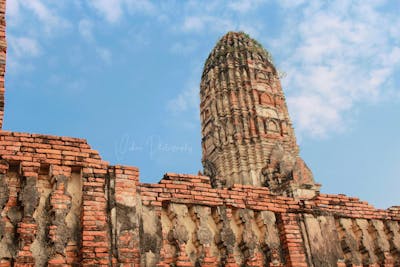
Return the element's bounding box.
[276,1,400,138]
[170,41,198,55]
[96,47,112,64]
[78,19,112,63]
[182,16,205,32]
[182,15,234,33]
[287,95,343,137]
[167,87,199,112]
[228,0,267,13]
[166,84,200,130]
[86,0,263,38]
[235,23,262,39]
[175,1,264,36]
[6,0,20,25]
[25,0,54,21]
[6,0,73,74]
[79,19,94,42]
[89,0,123,23]
[89,0,156,23]
[278,0,306,9]
[125,0,156,15]
[26,0,70,33]
[7,0,70,35]
[9,36,41,58]
[7,36,41,72]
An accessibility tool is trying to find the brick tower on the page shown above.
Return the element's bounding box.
[200,32,319,196]
[0,0,6,129]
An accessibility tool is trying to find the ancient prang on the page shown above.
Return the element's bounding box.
[0,2,399,266]
[200,32,317,197]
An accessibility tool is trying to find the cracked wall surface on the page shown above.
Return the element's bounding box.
[0,154,398,266]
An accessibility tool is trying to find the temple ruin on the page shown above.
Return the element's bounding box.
[0,2,399,266]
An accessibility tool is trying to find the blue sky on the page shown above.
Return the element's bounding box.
[5,0,400,208]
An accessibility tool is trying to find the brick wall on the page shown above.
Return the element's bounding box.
[137,173,400,266]
[0,132,139,266]
[0,134,399,266]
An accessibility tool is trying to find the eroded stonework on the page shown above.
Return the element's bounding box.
[200,32,317,196]
[0,3,399,267]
